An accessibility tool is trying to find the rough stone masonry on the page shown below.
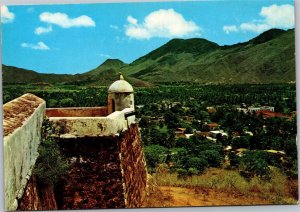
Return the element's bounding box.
[3,74,148,210]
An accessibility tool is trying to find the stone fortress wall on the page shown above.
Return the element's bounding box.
[3,74,147,210]
[3,94,45,211]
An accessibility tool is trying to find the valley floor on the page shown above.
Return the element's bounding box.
[147,186,272,207]
[142,168,298,208]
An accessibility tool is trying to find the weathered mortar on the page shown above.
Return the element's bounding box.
[3,94,46,211]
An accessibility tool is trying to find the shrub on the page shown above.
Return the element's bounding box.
[47,99,59,108]
[239,150,270,179]
[228,151,240,168]
[232,136,250,149]
[60,98,75,107]
[33,118,69,186]
[177,168,188,178]
[201,150,223,167]
[33,138,69,186]
[186,157,208,173]
[188,168,199,176]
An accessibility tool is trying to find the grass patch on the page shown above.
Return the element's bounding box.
[152,168,298,204]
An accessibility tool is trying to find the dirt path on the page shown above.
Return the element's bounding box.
[143,186,272,208]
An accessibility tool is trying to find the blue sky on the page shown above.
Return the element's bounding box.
[1,0,295,74]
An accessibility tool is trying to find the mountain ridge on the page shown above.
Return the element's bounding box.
[2,28,295,85]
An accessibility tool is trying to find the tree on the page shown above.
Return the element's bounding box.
[232,136,251,149]
[201,150,223,167]
[228,152,240,168]
[47,99,59,108]
[186,157,208,173]
[164,110,180,128]
[239,150,270,179]
[144,145,167,172]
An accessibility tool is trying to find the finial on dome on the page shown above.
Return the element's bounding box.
[119,72,124,80]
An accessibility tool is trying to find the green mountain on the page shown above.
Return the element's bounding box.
[2,59,152,87]
[2,28,295,85]
[122,28,295,84]
[2,65,80,84]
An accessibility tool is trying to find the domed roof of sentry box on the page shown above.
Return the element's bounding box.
[108,73,134,93]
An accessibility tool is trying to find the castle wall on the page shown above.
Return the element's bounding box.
[55,137,126,209]
[46,107,108,117]
[3,94,45,211]
[3,94,146,210]
[48,108,136,138]
[17,175,57,211]
[119,123,147,208]
[53,123,147,209]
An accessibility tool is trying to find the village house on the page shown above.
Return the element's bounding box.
[149,116,165,124]
[206,106,217,113]
[182,115,195,123]
[175,128,186,138]
[236,105,275,114]
[209,130,228,138]
[256,110,291,119]
[202,122,220,131]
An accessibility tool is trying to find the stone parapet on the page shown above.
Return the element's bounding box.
[48,108,136,138]
[3,94,46,211]
[46,107,108,117]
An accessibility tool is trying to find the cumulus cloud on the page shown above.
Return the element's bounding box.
[127,16,138,25]
[224,4,294,34]
[1,6,15,23]
[21,42,50,50]
[260,4,294,28]
[39,12,95,28]
[125,9,200,39]
[35,25,53,35]
[223,25,238,34]
[241,4,294,33]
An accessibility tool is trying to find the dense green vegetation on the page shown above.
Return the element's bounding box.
[3,83,296,110]
[3,82,297,181]
[33,118,69,186]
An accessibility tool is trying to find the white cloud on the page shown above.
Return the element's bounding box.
[110,24,119,30]
[260,4,294,28]
[125,9,200,40]
[35,25,53,35]
[99,53,111,58]
[1,6,15,23]
[39,12,95,28]
[240,23,269,33]
[223,25,238,34]
[127,16,138,25]
[241,4,294,33]
[223,4,294,34]
[21,42,50,50]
